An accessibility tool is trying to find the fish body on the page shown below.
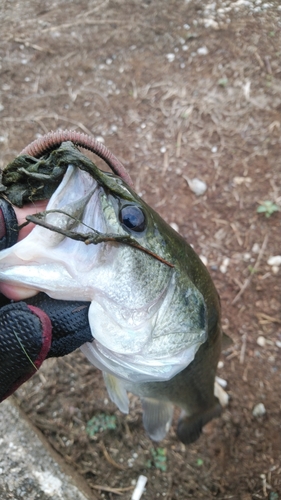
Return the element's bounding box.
[0,143,222,443]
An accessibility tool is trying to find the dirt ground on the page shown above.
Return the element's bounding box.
[1,0,281,499]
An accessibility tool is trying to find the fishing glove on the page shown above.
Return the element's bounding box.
[0,198,93,403]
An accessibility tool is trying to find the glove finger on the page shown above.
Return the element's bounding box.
[25,293,93,357]
[0,302,52,402]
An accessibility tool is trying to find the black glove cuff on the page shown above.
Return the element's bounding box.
[0,198,19,250]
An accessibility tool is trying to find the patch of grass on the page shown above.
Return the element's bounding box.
[257,201,279,218]
[146,447,167,472]
[218,77,228,87]
[86,413,117,437]
[248,265,258,275]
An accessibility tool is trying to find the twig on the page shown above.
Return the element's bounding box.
[89,482,133,495]
[100,441,126,471]
[230,222,243,246]
[31,118,49,134]
[240,331,248,364]
[2,114,93,137]
[254,51,264,68]
[35,115,94,136]
[256,312,281,325]
[264,55,272,74]
[232,234,268,304]
[14,37,55,53]
[176,130,182,158]
[42,19,129,33]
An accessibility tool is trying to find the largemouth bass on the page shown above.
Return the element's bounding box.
[0,137,223,443]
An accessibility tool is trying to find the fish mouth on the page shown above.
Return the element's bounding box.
[0,165,106,299]
[80,338,201,384]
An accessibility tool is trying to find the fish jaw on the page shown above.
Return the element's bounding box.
[0,165,105,299]
[80,336,202,384]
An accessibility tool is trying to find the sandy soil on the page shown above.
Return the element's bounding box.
[1,0,281,499]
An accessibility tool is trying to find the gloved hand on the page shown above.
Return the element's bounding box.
[0,198,93,402]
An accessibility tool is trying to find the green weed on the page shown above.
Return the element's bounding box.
[86,413,117,437]
[257,201,279,218]
[146,447,167,472]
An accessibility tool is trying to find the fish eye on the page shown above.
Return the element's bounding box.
[119,205,146,232]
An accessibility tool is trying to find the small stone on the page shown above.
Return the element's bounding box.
[252,403,266,417]
[233,176,252,185]
[197,47,208,56]
[267,256,281,266]
[276,341,281,348]
[252,243,260,254]
[220,257,230,274]
[215,376,227,388]
[186,177,207,196]
[160,146,166,153]
[214,382,229,407]
[218,361,224,369]
[95,136,104,143]
[257,336,266,347]
[211,146,217,153]
[166,53,175,62]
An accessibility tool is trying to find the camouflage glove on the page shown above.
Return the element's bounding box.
[0,198,93,402]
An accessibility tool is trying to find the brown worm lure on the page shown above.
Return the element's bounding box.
[20,130,133,187]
